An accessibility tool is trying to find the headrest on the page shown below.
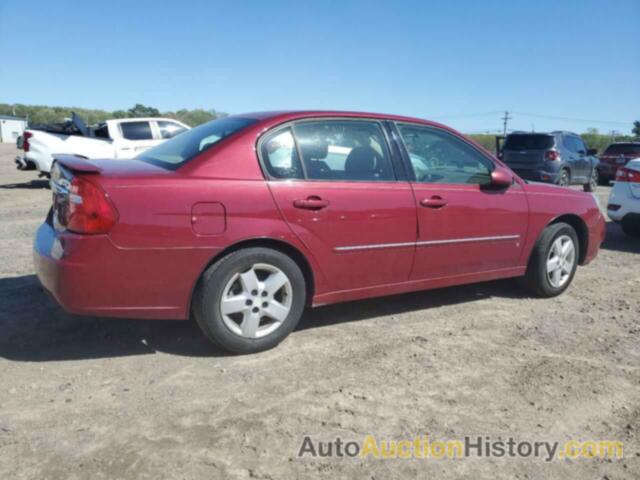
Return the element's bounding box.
[345,146,377,173]
[299,139,328,160]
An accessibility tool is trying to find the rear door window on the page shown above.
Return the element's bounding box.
[292,120,395,181]
[503,134,554,150]
[120,121,153,140]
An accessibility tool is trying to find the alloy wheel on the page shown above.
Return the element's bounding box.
[546,235,576,288]
[219,263,293,339]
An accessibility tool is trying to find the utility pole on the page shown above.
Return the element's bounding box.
[501,111,512,136]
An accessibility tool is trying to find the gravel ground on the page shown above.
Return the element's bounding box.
[0,143,638,479]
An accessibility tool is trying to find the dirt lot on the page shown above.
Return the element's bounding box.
[0,143,638,479]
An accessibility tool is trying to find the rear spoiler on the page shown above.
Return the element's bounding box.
[53,154,102,173]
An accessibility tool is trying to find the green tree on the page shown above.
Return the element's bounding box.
[127,103,160,118]
[633,121,640,137]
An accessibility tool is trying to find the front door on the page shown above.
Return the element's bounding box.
[261,119,418,291]
[394,123,528,280]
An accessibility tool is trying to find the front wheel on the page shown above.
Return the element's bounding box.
[523,222,579,297]
[583,168,598,192]
[193,248,307,353]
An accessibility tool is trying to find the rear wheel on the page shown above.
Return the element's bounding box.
[557,169,570,187]
[523,222,579,297]
[193,248,306,353]
[583,168,598,192]
[621,217,640,238]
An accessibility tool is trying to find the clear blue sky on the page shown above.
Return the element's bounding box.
[1,0,637,134]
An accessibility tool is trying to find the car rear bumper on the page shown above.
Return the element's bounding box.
[511,168,559,183]
[33,221,210,320]
[598,163,618,179]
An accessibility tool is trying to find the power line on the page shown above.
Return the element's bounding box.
[431,110,632,126]
[511,111,631,126]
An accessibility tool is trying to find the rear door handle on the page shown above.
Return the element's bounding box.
[293,197,329,210]
[420,196,447,209]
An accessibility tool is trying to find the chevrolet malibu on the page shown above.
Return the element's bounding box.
[34,111,606,353]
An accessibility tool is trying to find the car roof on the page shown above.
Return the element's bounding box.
[234,110,450,128]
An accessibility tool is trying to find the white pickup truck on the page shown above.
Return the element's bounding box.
[15,113,189,174]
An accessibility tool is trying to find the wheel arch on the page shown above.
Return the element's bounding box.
[188,237,317,317]
[548,214,589,265]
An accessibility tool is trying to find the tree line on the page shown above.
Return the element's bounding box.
[0,103,226,128]
[1,103,638,153]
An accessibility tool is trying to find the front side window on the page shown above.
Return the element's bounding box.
[397,124,493,185]
[120,121,153,140]
[292,120,395,181]
[157,121,188,139]
[137,116,257,169]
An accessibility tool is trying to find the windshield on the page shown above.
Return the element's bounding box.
[137,117,258,169]
[603,144,640,156]
[503,134,554,150]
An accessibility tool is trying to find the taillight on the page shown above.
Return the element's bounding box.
[65,176,118,234]
[545,150,560,161]
[615,167,640,183]
[23,131,32,152]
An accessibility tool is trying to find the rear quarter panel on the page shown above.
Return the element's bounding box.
[99,175,327,317]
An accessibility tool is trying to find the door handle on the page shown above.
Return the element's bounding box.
[420,196,447,209]
[293,196,329,210]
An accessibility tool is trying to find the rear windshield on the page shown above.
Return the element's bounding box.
[503,134,554,150]
[137,117,258,169]
[603,144,640,156]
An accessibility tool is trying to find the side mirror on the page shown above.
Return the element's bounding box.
[587,148,598,156]
[490,166,514,188]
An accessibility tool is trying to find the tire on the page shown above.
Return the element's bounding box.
[583,168,598,192]
[523,222,579,297]
[557,169,570,187]
[621,217,640,238]
[193,248,306,354]
[597,174,610,186]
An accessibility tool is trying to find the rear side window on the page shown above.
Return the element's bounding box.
[292,120,395,181]
[120,121,153,140]
[261,128,303,179]
[503,134,554,150]
[604,144,640,156]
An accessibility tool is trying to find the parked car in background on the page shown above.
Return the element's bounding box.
[598,142,640,185]
[607,158,640,237]
[34,111,605,353]
[15,113,189,174]
[500,131,599,191]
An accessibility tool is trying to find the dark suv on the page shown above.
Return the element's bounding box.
[501,131,599,192]
[597,142,640,185]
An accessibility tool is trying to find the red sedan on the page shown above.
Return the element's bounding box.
[34,111,606,353]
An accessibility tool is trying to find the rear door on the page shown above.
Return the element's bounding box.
[262,119,418,291]
[394,123,528,280]
[116,120,158,158]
